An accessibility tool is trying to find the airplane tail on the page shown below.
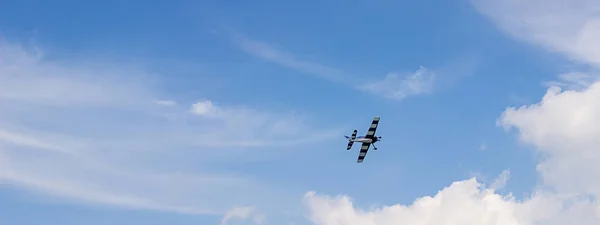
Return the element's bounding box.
[345,129,357,150]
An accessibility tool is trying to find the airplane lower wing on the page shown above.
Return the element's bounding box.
[357,142,370,163]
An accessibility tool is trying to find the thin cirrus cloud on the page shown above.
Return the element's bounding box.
[233,35,438,101]
[0,39,340,216]
[298,0,600,224]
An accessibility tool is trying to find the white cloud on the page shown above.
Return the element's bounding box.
[0,41,155,108]
[0,39,340,215]
[304,176,600,225]
[155,100,177,106]
[544,72,600,91]
[233,35,439,100]
[471,0,600,199]
[304,177,555,225]
[490,169,510,190]
[361,66,436,100]
[234,35,346,83]
[5,1,600,223]
[469,0,600,68]
[220,206,266,225]
[499,83,600,196]
[187,99,340,147]
[191,100,219,116]
[470,0,600,93]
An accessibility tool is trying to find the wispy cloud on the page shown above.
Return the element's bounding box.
[220,206,266,225]
[155,99,177,106]
[470,0,600,66]
[361,66,436,100]
[489,169,510,190]
[479,142,487,151]
[544,71,600,90]
[187,99,340,147]
[0,39,340,215]
[0,41,155,108]
[233,35,439,100]
[234,36,347,83]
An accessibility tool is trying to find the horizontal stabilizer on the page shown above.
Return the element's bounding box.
[345,129,358,150]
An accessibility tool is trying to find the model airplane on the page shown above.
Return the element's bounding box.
[344,116,381,163]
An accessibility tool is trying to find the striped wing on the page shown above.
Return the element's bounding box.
[364,116,380,139]
[346,130,357,150]
[357,116,380,163]
[357,142,370,163]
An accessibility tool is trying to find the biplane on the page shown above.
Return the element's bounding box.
[344,116,381,163]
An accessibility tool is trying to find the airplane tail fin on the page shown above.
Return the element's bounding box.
[345,129,357,150]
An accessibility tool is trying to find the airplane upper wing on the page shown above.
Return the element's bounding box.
[364,116,380,138]
[357,142,370,163]
[357,116,380,163]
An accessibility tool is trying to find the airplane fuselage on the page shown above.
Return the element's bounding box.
[350,136,379,143]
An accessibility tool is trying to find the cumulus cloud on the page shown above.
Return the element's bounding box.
[304,174,600,225]
[191,100,219,116]
[0,39,340,215]
[499,83,600,196]
[305,179,526,225]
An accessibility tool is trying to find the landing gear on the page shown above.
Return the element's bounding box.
[372,143,378,150]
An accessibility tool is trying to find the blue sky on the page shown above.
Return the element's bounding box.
[2,0,599,225]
